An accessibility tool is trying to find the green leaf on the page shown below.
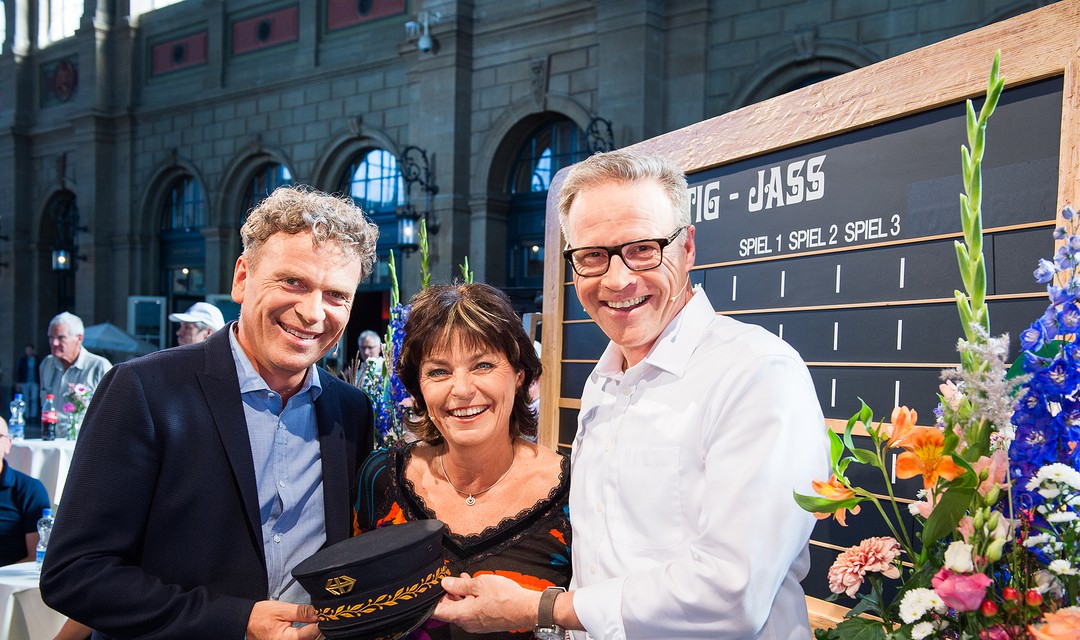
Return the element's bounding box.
[1008,340,1063,379]
[792,491,864,515]
[828,428,845,470]
[850,447,882,469]
[922,485,976,545]
[827,617,888,640]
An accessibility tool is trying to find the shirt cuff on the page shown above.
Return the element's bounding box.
[573,576,628,640]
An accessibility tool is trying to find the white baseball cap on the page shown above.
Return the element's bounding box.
[168,302,225,331]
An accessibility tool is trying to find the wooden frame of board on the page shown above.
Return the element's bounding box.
[537,1,1080,628]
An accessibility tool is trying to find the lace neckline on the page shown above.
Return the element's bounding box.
[394,441,570,550]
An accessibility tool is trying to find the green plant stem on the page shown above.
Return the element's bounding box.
[872,442,919,561]
[853,488,916,567]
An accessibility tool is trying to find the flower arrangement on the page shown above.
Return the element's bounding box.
[62,382,92,440]
[349,218,475,448]
[796,53,1080,639]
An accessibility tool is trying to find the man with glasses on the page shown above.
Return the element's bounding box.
[436,149,829,638]
[0,416,49,566]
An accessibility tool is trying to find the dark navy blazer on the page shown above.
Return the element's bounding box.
[40,326,374,639]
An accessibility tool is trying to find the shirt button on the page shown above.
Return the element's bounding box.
[589,563,598,575]
[273,534,281,543]
[595,503,603,513]
[621,387,631,396]
[279,480,286,488]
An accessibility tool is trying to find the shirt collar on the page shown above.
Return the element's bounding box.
[594,286,715,380]
[227,326,322,400]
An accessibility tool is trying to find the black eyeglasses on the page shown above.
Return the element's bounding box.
[563,226,686,277]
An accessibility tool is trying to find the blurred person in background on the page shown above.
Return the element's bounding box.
[169,302,226,346]
[0,415,49,566]
[39,313,111,403]
[14,345,38,420]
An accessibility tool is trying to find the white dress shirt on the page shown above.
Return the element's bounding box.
[569,288,829,639]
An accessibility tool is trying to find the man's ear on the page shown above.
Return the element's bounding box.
[231,255,248,304]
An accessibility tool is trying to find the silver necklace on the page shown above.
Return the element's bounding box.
[439,444,517,506]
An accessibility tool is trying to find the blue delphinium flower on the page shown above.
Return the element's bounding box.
[1034,258,1058,284]
[1010,206,1080,513]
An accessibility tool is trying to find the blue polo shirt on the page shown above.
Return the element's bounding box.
[0,462,49,566]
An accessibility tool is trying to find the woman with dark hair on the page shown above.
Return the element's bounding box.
[354,283,570,639]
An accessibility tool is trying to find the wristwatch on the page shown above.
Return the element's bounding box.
[534,586,567,639]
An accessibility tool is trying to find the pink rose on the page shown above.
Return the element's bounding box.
[932,568,992,612]
[980,625,1011,640]
[63,402,76,413]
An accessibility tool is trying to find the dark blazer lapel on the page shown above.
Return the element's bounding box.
[315,370,349,544]
[197,325,264,553]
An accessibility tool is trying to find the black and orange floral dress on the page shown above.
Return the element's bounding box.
[353,442,573,640]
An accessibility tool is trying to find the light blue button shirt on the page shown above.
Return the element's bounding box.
[229,330,325,604]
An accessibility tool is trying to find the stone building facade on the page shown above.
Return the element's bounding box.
[0,0,1057,373]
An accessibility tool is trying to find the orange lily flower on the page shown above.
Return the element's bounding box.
[884,406,918,448]
[811,475,861,526]
[895,426,965,489]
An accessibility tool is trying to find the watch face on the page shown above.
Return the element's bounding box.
[534,629,564,640]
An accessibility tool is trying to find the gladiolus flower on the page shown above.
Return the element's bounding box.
[810,475,861,526]
[932,568,992,612]
[885,406,918,448]
[1025,589,1043,607]
[980,599,998,617]
[895,426,966,489]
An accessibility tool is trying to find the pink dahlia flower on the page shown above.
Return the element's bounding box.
[827,536,901,597]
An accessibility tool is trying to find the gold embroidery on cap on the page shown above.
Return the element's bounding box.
[325,575,357,596]
[317,564,451,621]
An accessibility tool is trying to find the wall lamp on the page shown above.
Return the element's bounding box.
[399,144,440,237]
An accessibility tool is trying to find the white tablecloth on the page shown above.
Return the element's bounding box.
[0,563,67,640]
[7,440,76,506]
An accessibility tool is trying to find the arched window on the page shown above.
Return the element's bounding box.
[131,0,185,17]
[39,0,82,44]
[161,176,205,231]
[243,162,292,222]
[510,119,583,195]
[340,149,404,214]
[338,149,404,288]
[507,118,586,290]
[159,175,207,311]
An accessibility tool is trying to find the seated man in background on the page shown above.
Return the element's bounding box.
[169,301,226,346]
[39,312,112,402]
[0,416,49,565]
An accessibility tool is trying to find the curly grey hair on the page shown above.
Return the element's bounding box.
[240,185,380,279]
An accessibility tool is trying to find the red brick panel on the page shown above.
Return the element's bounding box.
[327,0,405,32]
[150,32,208,76]
[232,6,299,55]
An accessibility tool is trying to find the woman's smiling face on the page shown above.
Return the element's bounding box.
[418,333,524,449]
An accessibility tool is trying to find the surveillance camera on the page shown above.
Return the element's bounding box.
[417,33,433,52]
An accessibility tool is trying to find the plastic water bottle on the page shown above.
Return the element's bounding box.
[36,508,53,570]
[8,394,25,440]
[41,394,57,441]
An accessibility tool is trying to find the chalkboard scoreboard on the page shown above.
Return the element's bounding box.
[538,2,1080,625]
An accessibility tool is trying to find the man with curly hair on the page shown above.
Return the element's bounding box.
[41,186,379,640]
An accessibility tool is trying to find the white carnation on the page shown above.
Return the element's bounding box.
[1049,559,1078,576]
[900,588,944,624]
[911,621,935,640]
